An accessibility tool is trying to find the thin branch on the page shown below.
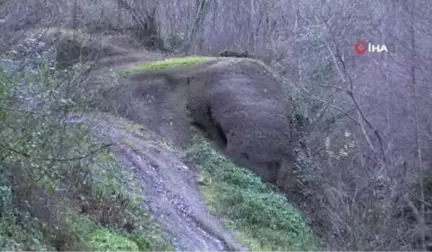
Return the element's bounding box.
[0,142,113,162]
[321,30,388,165]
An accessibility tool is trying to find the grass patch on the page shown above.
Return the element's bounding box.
[185,141,319,251]
[69,214,143,251]
[125,56,212,74]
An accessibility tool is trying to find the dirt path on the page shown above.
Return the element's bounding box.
[67,112,248,251]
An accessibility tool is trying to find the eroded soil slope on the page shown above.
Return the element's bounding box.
[67,112,247,251]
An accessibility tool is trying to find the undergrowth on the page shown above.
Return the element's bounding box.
[0,54,171,251]
[185,141,319,251]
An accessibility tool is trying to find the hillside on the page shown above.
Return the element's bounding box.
[0,28,316,251]
[1,1,432,251]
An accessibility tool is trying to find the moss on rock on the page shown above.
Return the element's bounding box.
[124,56,213,74]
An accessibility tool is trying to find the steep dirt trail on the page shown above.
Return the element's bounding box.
[67,112,248,251]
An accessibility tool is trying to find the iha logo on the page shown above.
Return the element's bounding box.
[354,40,389,54]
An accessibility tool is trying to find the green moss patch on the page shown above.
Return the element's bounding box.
[89,229,139,251]
[70,215,142,251]
[185,141,319,251]
[125,56,212,74]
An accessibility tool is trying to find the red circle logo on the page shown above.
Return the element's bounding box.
[354,41,368,55]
